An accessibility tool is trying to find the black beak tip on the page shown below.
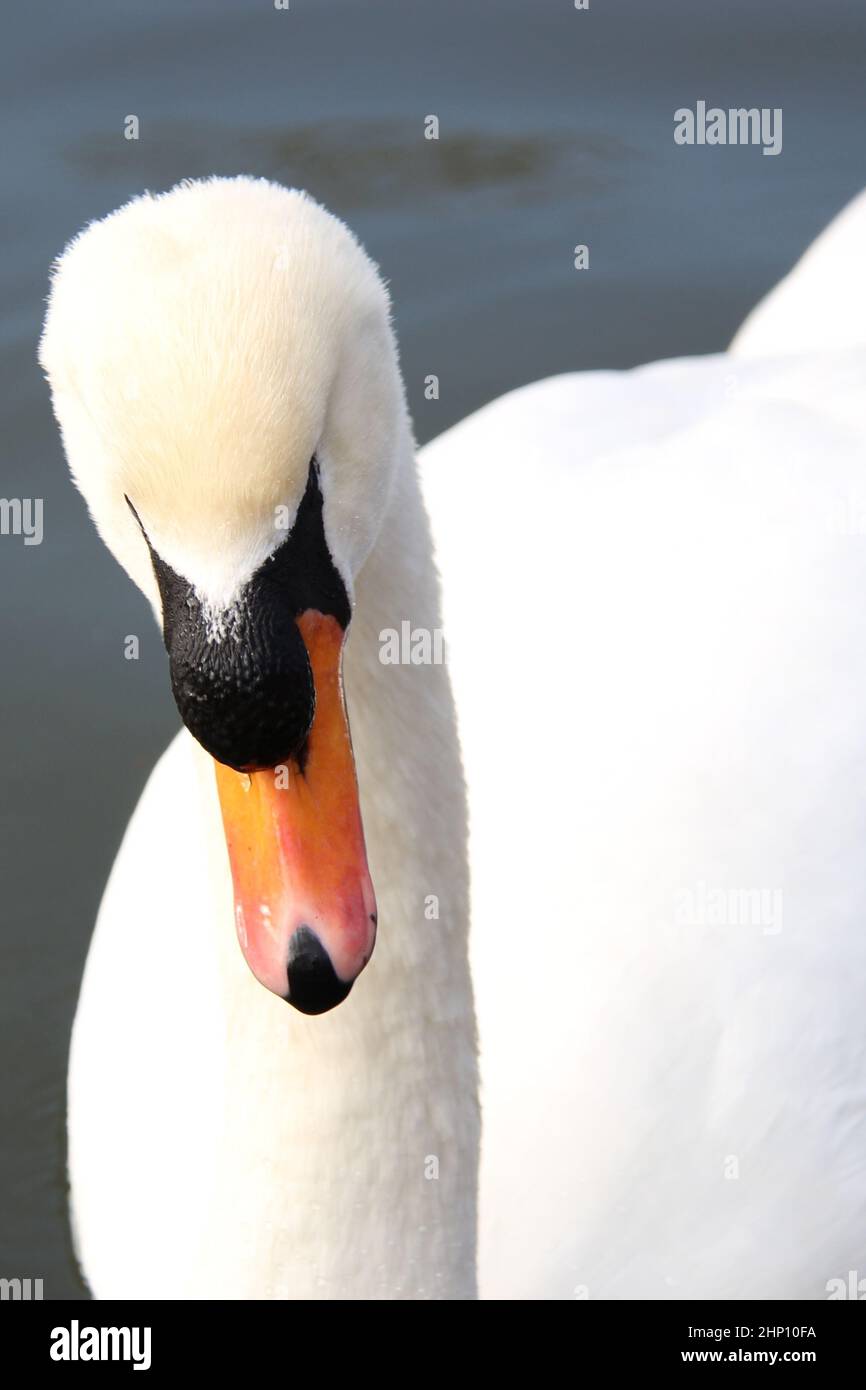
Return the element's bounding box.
[286,926,353,1015]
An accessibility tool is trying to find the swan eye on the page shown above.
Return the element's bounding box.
[127,461,351,772]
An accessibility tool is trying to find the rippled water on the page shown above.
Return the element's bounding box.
[1,0,864,1296]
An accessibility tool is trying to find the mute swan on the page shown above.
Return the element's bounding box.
[41,178,866,1300]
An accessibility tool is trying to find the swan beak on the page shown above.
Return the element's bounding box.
[213,610,377,1013]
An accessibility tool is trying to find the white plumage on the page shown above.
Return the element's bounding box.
[42,178,866,1299]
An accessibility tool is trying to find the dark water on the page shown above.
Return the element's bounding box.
[1,0,864,1297]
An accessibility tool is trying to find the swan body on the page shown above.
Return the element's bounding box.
[42,179,866,1299]
[427,349,866,1299]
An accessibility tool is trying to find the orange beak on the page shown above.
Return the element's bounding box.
[213,610,376,1012]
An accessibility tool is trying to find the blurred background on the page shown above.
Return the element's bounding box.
[1,0,864,1297]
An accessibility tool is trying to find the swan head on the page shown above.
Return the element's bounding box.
[39,176,409,1012]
